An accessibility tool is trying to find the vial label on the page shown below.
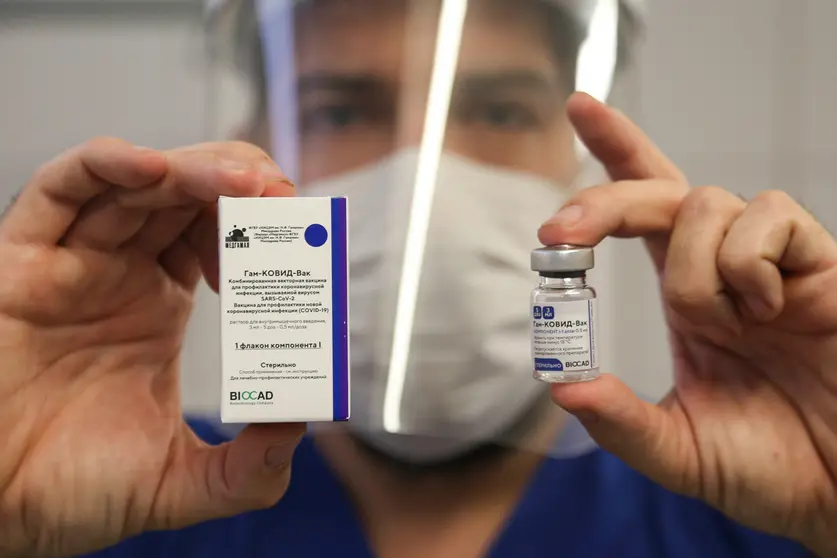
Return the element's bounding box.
[532,299,598,373]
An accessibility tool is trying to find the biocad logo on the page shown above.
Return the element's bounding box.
[230,391,274,401]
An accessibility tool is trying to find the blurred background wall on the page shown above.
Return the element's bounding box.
[1,0,834,413]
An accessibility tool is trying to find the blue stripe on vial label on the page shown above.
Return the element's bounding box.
[535,358,564,371]
[330,197,349,421]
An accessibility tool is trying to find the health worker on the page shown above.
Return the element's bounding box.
[1,1,836,557]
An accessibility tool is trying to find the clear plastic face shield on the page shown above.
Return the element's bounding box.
[207,0,643,464]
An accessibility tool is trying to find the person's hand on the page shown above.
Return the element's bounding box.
[541,93,837,557]
[0,139,306,558]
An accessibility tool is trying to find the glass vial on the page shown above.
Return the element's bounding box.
[530,244,599,383]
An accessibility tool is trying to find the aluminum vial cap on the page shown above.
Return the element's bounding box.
[530,244,594,273]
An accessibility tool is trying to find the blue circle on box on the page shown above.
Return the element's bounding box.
[304,224,328,247]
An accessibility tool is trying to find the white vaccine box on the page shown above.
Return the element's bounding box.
[218,196,350,423]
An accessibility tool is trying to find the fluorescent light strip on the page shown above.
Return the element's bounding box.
[574,0,619,157]
[382,0,469,433]
[257,0,300,181]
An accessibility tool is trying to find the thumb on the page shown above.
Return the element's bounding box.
[159,422,306,528]
[551,375,698,496]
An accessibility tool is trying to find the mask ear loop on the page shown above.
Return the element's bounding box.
[257,0,300,182]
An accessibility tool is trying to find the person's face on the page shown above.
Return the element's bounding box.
[278,0,579,184]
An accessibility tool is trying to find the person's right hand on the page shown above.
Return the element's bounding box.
[0,139,306,558]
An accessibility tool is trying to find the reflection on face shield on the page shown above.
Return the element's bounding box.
[239,0,623,462]
[302,149,569,462]
[262,0,583,184]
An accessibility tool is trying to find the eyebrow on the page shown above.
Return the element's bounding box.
[454,70,562,96]
[297,69,560,96]
[298,74,386,95]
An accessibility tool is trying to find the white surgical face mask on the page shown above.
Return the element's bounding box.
[302,148,570,463]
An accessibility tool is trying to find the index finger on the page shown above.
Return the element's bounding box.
[538,179,684,271]
[568,92,689,185]
[0,138,169,245]
[1,139,275,247]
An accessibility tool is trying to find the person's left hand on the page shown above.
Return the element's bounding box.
[541,92,837,557]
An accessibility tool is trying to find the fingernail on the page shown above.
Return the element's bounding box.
[220,159,253,174]
[544,205,584,228]
[259,161,293,185]
[264,439,300,469]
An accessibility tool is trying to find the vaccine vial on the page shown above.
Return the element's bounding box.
[530,244,599,383]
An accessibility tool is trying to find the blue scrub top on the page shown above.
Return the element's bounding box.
[82,418,811,558]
